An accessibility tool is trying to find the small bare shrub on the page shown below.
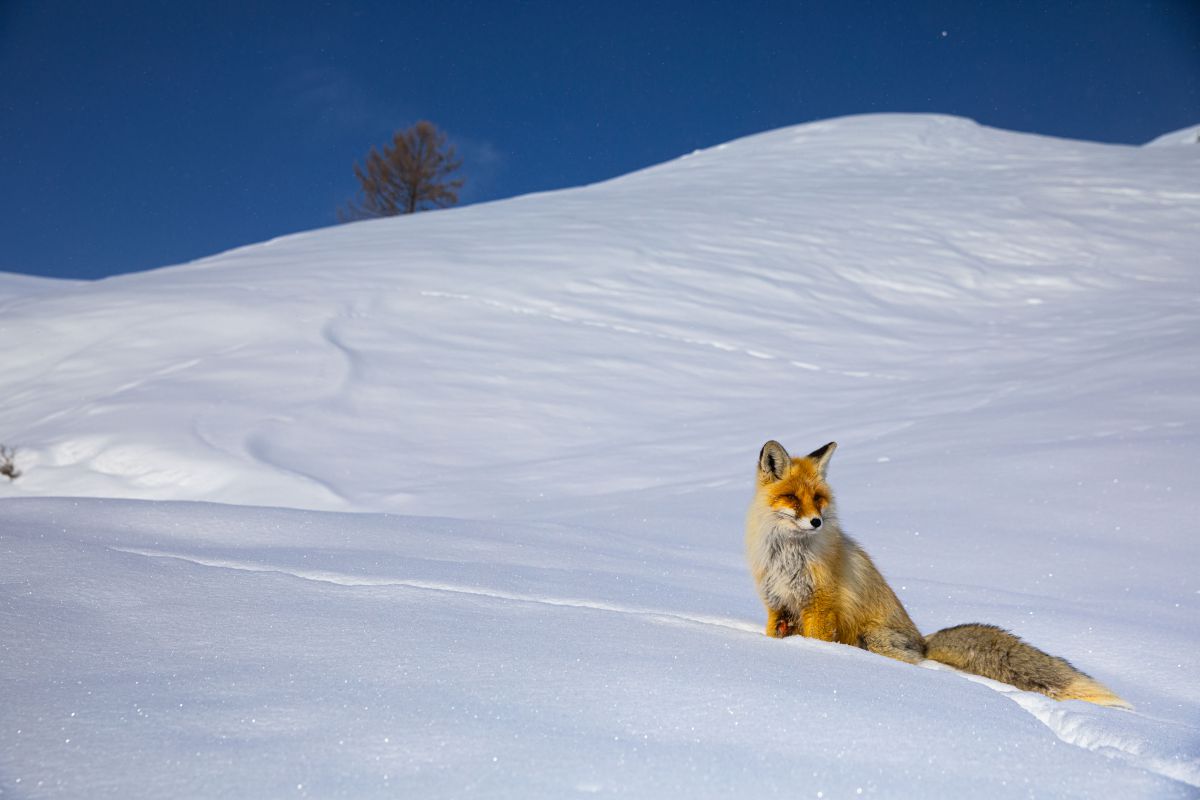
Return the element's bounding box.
[1,445,21,481]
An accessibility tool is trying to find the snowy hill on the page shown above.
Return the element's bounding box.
[1145,123,1200,147]
[2,114,1199,797]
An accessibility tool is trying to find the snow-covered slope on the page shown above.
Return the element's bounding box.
[1145,123,1200,147]
[2,114,1199,797]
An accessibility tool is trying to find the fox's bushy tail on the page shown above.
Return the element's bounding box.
[923,623,1131,709]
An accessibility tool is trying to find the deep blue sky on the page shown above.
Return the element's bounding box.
[2,1,1197,280]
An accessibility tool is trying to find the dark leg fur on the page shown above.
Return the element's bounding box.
[765,607,798,638]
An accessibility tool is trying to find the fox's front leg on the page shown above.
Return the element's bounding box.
[765,607,797,638]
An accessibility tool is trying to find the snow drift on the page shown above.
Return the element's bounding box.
[2,114,1199,797]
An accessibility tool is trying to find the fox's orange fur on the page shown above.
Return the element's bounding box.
[746,440,1130,709]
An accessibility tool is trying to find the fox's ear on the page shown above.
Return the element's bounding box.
[806,442,838,476]
[758,440,791,481]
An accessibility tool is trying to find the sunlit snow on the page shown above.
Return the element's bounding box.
[2,114,1198,798]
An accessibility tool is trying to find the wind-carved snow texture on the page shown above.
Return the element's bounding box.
[2,114,1199,798]
[921,663,1200,787]
[112,544,1200,788]
[109,544,763,634]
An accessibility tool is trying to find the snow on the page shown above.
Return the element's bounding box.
[1144,124,1200,147]
[2,113,1199,797]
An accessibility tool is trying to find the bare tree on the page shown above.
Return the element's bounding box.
[341,121,464,220]
[0,445,20,481]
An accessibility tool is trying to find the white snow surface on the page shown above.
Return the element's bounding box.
[1145,123,1200,148]
[2,113,1199,797]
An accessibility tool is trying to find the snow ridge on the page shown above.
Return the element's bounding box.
[2,115,1199,797]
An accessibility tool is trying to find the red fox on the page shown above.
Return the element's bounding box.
[746,440,1130,708]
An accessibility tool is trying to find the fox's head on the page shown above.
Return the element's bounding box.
[756,440,837,532]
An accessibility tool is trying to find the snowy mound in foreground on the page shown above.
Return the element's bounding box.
[3,114,1199,797]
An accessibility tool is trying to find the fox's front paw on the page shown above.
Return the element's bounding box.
[770,617,793,638]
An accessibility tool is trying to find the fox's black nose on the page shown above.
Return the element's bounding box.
[811,517,822,528]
